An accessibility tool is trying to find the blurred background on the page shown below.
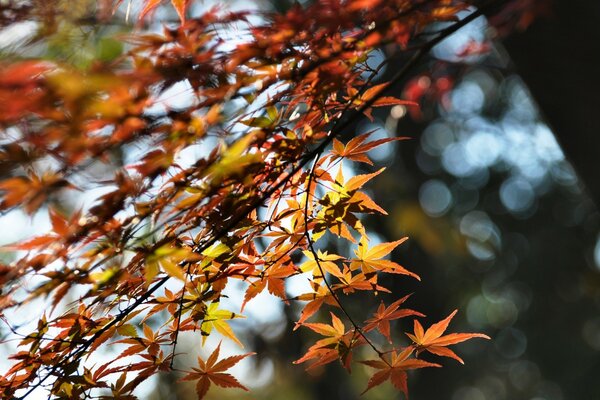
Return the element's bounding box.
[1,0,600,399]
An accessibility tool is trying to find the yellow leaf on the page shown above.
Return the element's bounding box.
[176,192,204,210]
[345,168,385,192]
[201,303,245,347]
[145,260,159,285]
[160,257,186,281]
[90,268,118,285]
[366,237,408,260]
[213,320,244,348]
[352,235,419,280]
[206,132,264,185]
[202,242,231,259]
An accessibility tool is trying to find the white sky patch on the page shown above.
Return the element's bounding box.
[0,209,51,246]
[285,273,314,299]
[0,21,37,49]
[221,280,285,325]
[144,80,196,116]
[74,184,119,212]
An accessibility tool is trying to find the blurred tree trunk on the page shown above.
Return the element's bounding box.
[501,0,600,208]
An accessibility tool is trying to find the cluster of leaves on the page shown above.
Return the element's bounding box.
[0,0,500,398]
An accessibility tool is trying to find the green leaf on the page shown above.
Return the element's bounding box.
[117,324,138,338]
[161,257,186,281]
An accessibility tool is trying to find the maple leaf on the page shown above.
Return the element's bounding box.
[331,265,391,295]
[139,0,162,20]
[346,83,418,120]
[241,262,295,311]
[331,131,408,166]
[347,190,388,215]
[350,236,419,280]
[0,2,496,398]
[171,0,191,23]
[313,166,385,242]
[360,347,440,397]
[299,312,345,345]
[295,297,325,328]
[294,312,362,371]
[406,310,490,364]
[180,342,254,399]
[144,244,201,284]
[299,250,344,279]
[293,283,337,329]
[341,167,386,193]
[139,0,191,23]
[201,302,245,348]
[114,323,169,360]
[363,294,425,343]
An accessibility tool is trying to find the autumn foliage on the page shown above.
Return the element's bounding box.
[0,0,525,398]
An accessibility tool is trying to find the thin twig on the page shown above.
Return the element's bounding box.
[169,262,191,368]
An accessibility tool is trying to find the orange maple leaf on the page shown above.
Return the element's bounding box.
[301,312,346,347]
[406,310,490,364]
[180,342,254,399]
[293,283,337,329]
[363,294,425,343]
[331,131,408,166]
[139,0,190,23]
[360,347,440,397]
[294,312,363,371]
[332,265,391,295]
[241,262,295,311]
[350,236,419,280]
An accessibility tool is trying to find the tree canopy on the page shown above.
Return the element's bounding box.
[0,1,547,398]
